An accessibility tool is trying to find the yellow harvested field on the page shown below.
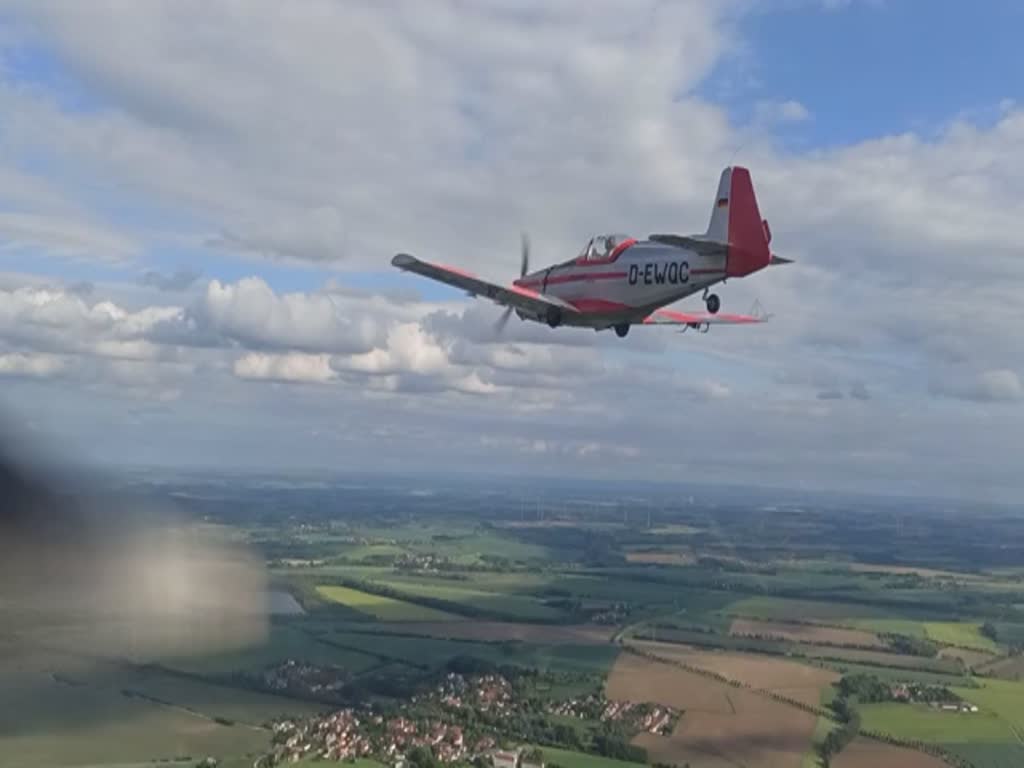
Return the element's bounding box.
[631,641,839,709]
[315,585,459,621]
[625,549,695,566]
[832,736,950,768]
[730,618,884,648]
[377,621,613,644]
[607,652,817,768]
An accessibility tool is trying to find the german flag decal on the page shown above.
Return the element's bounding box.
[717,197,729,208]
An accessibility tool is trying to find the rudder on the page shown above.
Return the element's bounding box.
[727,167,771,277]
[706,166,771,278]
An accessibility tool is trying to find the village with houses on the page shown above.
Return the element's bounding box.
[261,668,678,767]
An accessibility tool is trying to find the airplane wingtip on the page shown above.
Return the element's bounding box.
[391,253,416,269]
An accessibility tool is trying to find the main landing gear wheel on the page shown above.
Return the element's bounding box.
[705,293,721,314]
[545,307,563,328]
[614,323,630,338]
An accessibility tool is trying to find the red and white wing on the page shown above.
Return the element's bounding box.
[642,308,767,327]
[391,253,579,318]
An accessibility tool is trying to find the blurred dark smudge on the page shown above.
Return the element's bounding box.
[0,421,269,661]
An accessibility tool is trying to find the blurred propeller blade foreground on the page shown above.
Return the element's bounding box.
[0,424,269,661]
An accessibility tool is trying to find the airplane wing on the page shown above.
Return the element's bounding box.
[642,307,767,327]
[391,253,579,318]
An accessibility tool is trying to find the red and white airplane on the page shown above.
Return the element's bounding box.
[392,166,790,338]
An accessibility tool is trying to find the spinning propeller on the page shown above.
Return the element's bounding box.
[495,232,530,334]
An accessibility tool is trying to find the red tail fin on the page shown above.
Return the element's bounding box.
[723,167,771,278]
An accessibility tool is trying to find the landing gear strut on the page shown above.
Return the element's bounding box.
[614,323,630,339]
[545,307,563,328]
[704,291,721,315]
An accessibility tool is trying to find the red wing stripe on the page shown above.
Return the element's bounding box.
[569,298,631,313]
[644,309,761,325]
[508,284,541,298]
[437,263,477,279]
[652,309,699,323]
[712,313,759,323]
[517,271,627,289]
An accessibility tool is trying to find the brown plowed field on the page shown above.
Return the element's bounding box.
[607,651,816,767]
[937,645,996,669]
[976,654,1024,681]
[631,640,839,708]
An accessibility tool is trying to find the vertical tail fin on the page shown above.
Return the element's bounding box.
[705,167,733,243]
[706,166,772,278]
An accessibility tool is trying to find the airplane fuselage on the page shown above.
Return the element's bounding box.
[514,240,727,329]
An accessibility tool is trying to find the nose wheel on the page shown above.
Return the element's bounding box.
[704,293,721,314]
[545,307,563,328]
[614,323,630,338]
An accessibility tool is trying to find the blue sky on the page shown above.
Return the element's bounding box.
[0,1,1022,501]
[709,0,1023,147]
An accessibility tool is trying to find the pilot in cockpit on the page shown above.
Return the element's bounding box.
[578,234,631,262]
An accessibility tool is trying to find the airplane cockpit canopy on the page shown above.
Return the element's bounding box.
[577,233,634,262]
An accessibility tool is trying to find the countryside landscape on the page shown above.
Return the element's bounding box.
[3,471,1024,768]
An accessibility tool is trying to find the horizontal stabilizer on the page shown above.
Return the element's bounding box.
[648,234,726,256]
[769,254,793,265]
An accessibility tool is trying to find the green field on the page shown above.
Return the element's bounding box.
[370,578,565,620]
[350,525,553,563]
[529,745,647,768]
[859,702,1017,743]
[943,743,1024,768]
[315,585,461,622]
[382,570,582,594]
[0,657,295,767]
[860,696,1024,768]
[108,667,326,725]
[955,679,1024,731]
[725,595,903,622]
[925,622,1000,652]
[328,631,620,674]
[820,661,970,686]
[164,624,381,676]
